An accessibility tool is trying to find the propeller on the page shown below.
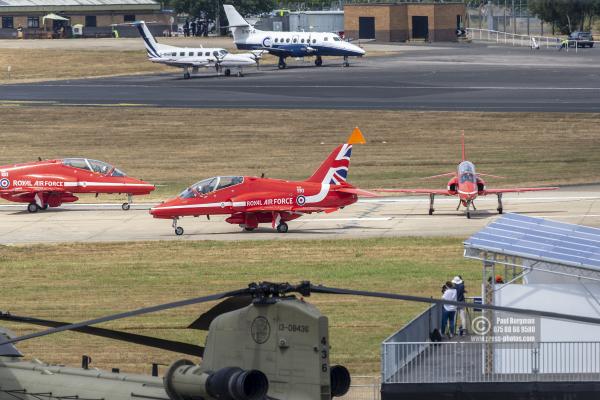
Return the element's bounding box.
[0,312,204,357]
[2,281,600,350]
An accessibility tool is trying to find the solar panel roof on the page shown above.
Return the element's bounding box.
[464,213,600,271]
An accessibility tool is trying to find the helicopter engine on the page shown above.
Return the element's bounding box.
[165,294,350,400]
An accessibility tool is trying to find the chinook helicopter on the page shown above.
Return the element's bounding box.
[0,281,600,400]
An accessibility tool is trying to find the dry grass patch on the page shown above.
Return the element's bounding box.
[0,107,598,201]
[0,237,475,374]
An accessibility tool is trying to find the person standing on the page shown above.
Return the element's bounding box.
[441,281,457,339]
[452,276,467,335]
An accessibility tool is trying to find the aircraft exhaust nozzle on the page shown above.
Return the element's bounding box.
[164,360,269,400]
[330,365,351,397]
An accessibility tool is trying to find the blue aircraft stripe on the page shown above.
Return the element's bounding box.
[136,24,159,57]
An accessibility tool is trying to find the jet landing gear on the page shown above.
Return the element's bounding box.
[172,218,184,236]
[276,222,289,233]
[497,193,504,214]
[315,56,323,67]
[27,203,38,213]
[428,194,435,215]
[183,67,191,80]
[278,57,287,69]
[122,194,132,211]
[343,56,350,67]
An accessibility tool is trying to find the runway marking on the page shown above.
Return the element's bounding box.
[12,83,600,91]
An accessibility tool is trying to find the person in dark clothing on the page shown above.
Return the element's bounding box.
[452,276,467,335]
[191,19,197,37]
[441,281,457,339]
[183,19,190,37]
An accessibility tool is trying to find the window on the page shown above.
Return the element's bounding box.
[216,176,243,191]
[2,16,13,29]
[188,52,193,56]
[85,15,96,27]
[63,158,91,171]
[274,38,278,43]
[285,38,290,43]
[300,38,304,43]
[124,14,135,22]
[312,38,316,43]
[179,52,185,56]
[333,36,340,41]
[324,37,328,41]
[27,16,39,28]
[292,38,297,43]
[205,51,210,56]
[171,52,176,56]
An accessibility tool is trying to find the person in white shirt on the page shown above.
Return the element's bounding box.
[441,281,457,338]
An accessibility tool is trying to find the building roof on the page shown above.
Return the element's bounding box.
[0,0,157,6]
[464,213,600,272]
[0,0,160,12]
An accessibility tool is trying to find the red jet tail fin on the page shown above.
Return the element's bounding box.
[305,127,366,184]
[461,131,466,161]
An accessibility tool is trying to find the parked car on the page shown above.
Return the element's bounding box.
[568,31,594,48]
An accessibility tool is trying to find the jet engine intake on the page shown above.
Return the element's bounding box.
[165,360,269,400]
[330,365,351,397]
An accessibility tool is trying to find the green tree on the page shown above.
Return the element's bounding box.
[529,0,600,34]
[171,0,275,21]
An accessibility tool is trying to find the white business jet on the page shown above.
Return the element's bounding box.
[133,21,258,79]
[223,4,365,69]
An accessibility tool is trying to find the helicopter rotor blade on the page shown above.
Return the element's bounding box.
[188,295,253,330]
[0,313,204,357]
[0,288,249,346]
[309,285,600,326]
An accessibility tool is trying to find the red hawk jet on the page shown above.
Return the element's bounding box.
[150,128,375,235]
[0,158,155,212]
[376,134,558,218]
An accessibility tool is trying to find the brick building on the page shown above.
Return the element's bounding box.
[344,3,466,42]
[0,0,172,39]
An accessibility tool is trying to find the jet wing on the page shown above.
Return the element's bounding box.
[149,58,210,68]
[372,189,451,195]
[333,187,378,197]
[483,187,559,195]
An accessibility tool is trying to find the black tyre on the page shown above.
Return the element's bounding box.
[428,208,434,215]
[498,208,503,215]
[122,202,130,211]
[184,72,191,79]
[276,222,288,233]
[27,203,38,213]
[225,69,231,76]
[278,61,286,70]
[466,212,471,219]
[315,57,323,66]
[40,204,49,210]
[244,227,256,232]
[175,226,184,236]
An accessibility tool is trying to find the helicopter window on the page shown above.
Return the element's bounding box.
[216,176,243,191]
[87,159,113,175]
[63,158,91,171]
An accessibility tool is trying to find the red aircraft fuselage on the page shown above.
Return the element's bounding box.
[150,129,373,235]
[0,158,155,212]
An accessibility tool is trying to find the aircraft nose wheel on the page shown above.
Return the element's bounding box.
[428,208,434,215]
[175,226,184,236]
[278,58,287,69]
[225,69,231,76]
[315,56,323,66]
[244,227,256,232]
[497,208,503,214]
[276,222,288,233]
[121,203,131,211]
[27,203,38,213]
